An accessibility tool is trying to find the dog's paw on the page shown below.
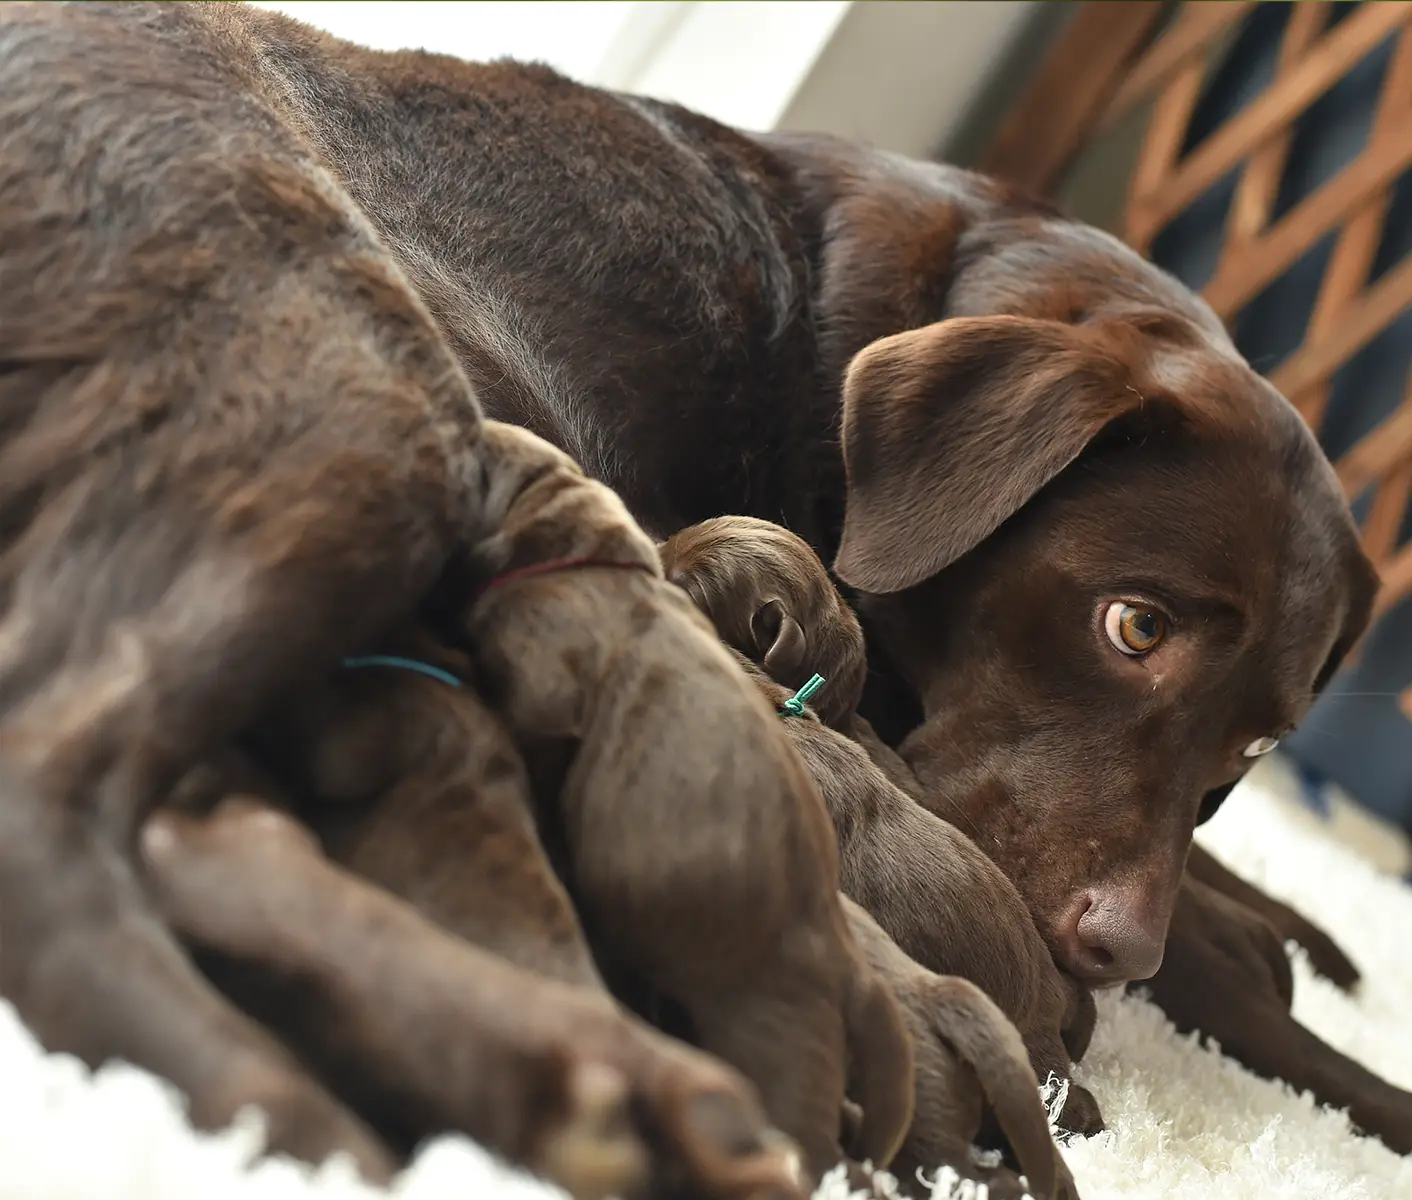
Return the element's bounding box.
[1053,1081,1104,1140]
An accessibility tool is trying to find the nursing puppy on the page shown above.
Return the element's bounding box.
[661,521,1098,1133]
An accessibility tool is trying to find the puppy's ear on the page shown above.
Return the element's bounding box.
[752,599,808,684]
[834,315,1150,594]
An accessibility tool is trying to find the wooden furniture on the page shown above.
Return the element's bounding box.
[983,0,1412,713]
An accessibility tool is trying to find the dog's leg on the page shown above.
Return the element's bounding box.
[1185,843,1359,989]
[142,799,810,1200]
[1146,876,1412,1154]
[1148,920,1412,1153]
[0,4,488,1168]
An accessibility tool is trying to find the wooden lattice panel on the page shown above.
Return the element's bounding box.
[983,1,1412,626]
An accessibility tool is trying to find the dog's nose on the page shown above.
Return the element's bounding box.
[1056,889,1167,984]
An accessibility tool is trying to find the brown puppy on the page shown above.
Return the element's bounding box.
[660,517,867,729]
[238,631,604,992]
[139,798,809,1200]
[437,420,912,1181]
[0,0,1387,1158]
[843,897,1078,1200]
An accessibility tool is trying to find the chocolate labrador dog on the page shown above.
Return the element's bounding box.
[0,0,1398,1162]
[664,516,1412,1154]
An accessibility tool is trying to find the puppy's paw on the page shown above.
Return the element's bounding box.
[1053,1081,1104,1139]
[140,800,322,955]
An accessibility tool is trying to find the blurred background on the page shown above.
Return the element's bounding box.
[255,0,1412,875]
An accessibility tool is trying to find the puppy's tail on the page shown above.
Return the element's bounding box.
[842,972,915,1170]
[927,977,1075,1200]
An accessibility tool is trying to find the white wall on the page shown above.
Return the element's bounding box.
[252,1,1038,159]
[251,1,643,83]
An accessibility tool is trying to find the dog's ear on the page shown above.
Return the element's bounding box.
[752,599,808,683]
[834,315,1150,594]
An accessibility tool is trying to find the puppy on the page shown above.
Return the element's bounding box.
[140,798,808,1200]
[232,630,604,992]
[404,420,914,1181]
[843,897,1078,1200]
[743,651,1099,1136]
[660,517,867,729]
[661,521,1097,1141]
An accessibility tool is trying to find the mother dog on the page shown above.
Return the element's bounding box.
[0,0,1404,1166]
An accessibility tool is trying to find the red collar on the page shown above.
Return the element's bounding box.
[477,555,657,598]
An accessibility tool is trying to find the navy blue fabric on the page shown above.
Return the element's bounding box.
[1145,2,1412,829]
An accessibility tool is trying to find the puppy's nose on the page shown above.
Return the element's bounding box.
[1057,890,1167,984]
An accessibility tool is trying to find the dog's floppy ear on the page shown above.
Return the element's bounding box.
[833,315,1149,594]
[752,599,808,684]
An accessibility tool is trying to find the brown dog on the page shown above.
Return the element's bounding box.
[174,421,916,1183]
[0,3,909,1177]
[842,897,1078,1200]
[660,517,867,729]
[662,522,1099,1134]
[0,0,1393,1161]
[140,798,808,1200]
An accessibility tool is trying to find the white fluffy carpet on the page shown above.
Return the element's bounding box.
[2,754,1409,1200]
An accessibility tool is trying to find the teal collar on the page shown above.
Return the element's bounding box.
[341,655,464,689]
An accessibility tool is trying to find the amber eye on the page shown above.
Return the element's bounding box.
[1104,601,1168,657]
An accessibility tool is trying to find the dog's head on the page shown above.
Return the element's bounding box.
[835,310,1377,986]
[659,516,867,727]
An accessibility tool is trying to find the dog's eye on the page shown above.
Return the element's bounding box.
[1103,601,1167,656]
[1241,736,1279,759]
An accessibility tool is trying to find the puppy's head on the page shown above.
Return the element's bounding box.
[659,516,866,726]
[835,309,1376,987]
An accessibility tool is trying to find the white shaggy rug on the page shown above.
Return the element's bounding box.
[1,754,1409,1200]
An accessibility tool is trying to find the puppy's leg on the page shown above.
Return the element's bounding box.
[143,801,809,1200]
[1186,843,1359,990]
[843,900,1073,1200]
[0,4,482,1169]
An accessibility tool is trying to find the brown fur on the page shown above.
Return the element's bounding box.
[659,517,867,728]
[0,0,1399,1164]
[843,898,1077,1200]
[140,799,809,1200]
[663,527,1099,1138]
[432,421,912,1179]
